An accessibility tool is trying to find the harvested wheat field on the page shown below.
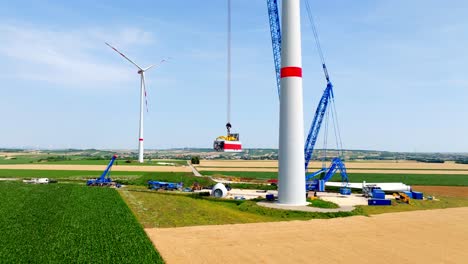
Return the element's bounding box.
[197,160,468,174]
[198,167,468,175]
[199,160,468,170]
[0,164,191,172]
[146,207,468,264]
[413,186,468,198]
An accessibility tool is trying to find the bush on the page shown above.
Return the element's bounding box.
[191,156,200,165]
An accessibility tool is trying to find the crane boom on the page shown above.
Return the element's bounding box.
[267,0,346,178]
[86,154,119,187]
[267,0,282,97]
[267,0,333,172]
[98,154,117,181]
[304,82,333,172]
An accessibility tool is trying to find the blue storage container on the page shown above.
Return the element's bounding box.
[266,194,275,201]
[372,190,385,199]
[403,191,413,198]
[411,191,423,200]
[340,188,351,195]
[318,180,325,192]
[368,199,392,206]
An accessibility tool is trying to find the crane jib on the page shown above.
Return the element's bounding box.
[267,0,345,179]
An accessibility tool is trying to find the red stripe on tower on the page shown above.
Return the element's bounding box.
[280,66,302,78]
[139,138,144,141]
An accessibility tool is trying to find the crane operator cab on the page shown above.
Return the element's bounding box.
[213,123,242,152]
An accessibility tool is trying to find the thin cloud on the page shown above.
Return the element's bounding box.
[0,23,155,88]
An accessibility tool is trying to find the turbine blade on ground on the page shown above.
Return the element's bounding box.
[105,42,142,70]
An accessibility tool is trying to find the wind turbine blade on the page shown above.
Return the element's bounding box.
[105,42,142,70]
[142,74,149,112]
[143,59,168,72]
[143,65,155,72]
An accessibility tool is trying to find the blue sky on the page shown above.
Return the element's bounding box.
[0,0,467,152]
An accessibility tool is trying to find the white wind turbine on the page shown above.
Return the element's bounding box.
[105,42,165,163]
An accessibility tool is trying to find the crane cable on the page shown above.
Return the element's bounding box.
[226,0,232,126]
[305,0,344,159]
[304,0,329,82]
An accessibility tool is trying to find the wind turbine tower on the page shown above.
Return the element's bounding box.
[278,0,307,205]
[106,42,162,163]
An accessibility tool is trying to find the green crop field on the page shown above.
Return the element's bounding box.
[201,171,468,186]
[0,169,145,180]
[120,190,468,228]
[35,159,187,166]
[201,171,276,179]
[119,190,361,228]
[0,155,187,166]
[119,172,216,188]
[0,182,163,263]
[0,169,215,187]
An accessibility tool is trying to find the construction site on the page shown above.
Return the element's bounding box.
[0,0,467,263]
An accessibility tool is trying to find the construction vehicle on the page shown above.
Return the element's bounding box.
[23,178,53,184]
[267,0,350,192]
[191,181,203,191]
[305,157,349,192]
[362,185,383,198]
[86,155,121,187]
[147,181,183,191]
[393,192,411,204]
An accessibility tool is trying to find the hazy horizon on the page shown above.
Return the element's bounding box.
[1,0,467,152]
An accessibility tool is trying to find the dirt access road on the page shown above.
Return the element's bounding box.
[146,207,468,264]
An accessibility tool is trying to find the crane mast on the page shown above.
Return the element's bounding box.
[267,0,282,97]
[303,82,333,171]
[267,0,333,171]
[267,0,347,179]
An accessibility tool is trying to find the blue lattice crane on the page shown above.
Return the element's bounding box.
[267,0,349,193]
[86,155,121,187]
[267,0,282,97]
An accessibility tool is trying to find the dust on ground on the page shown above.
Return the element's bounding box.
[413,186,468,198]
[146,207,468,264]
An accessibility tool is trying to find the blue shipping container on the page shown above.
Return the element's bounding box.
[368,199,392,206]
[412,191,423,200]
[340,188,351,195]
[372,191,385,199]
[403,191,413,198]
[318,180,325,192]
[266,194,275,201]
